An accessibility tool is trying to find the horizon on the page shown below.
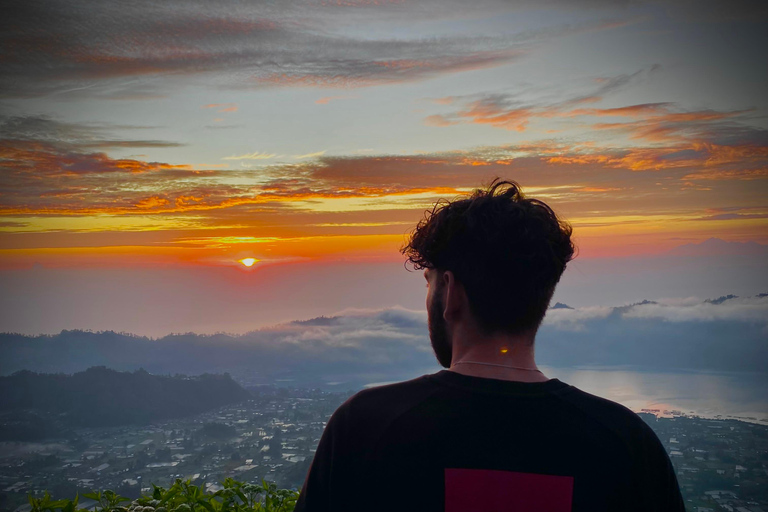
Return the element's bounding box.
[2,286,766,338]
[3,237,767,335]
[1,0,767,335]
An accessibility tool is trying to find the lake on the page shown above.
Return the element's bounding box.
[361,366,768,424]
[543,366,767,423]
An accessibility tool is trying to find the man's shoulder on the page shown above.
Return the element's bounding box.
[325,374,440,435]
[560,382,637,416]
[341,374,438,414]
[558,383,662,446]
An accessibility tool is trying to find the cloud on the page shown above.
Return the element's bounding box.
[315,96,357,105]
[423,114,460,127]
[80,140,184,149]
[422,69,765,156]
[0,119,491,218]
[204,124,245,130]
[430,96,455,105]
[0,115,182,149]
[202,103,238,113]
[0,116,252,216]
[682,168,768,181]
[0,0,644,98]
[0,221,29,228]
[457,99,534,131]
[2,1,762,98]
[293,150,327,159]
[542,306,614,330]
[695,212,768,221]
[0,3,518,97]
[222,151,279,160]
[620,296,768,322]
[544,142,768,173]
[586,107,756,144]
[2,296,767,382]
[408,77,766,177]
[422,69,653,131]
[535,294,768,372]
[1,114,765,245]
[544,294,768,327]
[252,48,525,90]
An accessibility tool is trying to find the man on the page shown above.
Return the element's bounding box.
[295,180,685,511]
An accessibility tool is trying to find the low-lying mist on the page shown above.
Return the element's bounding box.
[1,294,766,387]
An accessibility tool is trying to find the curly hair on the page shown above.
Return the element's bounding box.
[402,179,575,335]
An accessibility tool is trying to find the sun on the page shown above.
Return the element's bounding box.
[239,257,259,267]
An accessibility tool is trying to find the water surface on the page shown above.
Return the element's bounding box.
[360,367,768,423]
[544,366,768,423]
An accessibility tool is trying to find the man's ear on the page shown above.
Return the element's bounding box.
[441,270,465,321]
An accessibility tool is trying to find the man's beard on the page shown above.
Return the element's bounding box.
[428,294,452,368]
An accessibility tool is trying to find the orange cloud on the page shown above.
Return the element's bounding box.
[456,101,533,131]
[423,114,459,127]
[583,106,751,143]
[573,187,622,193]
[682,168,768,181]
[0,140,190,177]
[566,103,671,118]
[545,143,768,172]
[431,96,455,105]
[427,92,756,149]
[3,118,766,269]
[135,196,171,209]
[202,103,238,113]
[315,96,357,104]
[692,143,768,166]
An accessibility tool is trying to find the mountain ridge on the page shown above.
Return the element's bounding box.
[0,367,251,437]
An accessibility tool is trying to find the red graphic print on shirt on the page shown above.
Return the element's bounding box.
[445,468,574,512]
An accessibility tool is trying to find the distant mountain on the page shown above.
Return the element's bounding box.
[0,367,251,436]
[550,302,573,309]
[0,314,439,386]
[705,294,739,305]
[1,296,767,386]
[611,299,658,314]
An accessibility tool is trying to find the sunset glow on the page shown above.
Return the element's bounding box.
[1,0,766,334]
[239,258,258,268]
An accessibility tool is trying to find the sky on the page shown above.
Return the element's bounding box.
[1,0,767,336]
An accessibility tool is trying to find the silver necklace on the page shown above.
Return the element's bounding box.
[453,361,543,373]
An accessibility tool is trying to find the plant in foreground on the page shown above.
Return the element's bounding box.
[28,478,298,512]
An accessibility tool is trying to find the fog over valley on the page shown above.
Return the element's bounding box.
[3,294,766,388]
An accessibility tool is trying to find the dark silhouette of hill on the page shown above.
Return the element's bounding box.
[0,367,251,434]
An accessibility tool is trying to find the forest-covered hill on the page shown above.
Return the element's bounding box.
[0,367,251,439]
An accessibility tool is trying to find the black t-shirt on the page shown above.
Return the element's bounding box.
[295,371,685,512]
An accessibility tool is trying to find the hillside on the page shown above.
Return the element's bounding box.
[0,367,251,438]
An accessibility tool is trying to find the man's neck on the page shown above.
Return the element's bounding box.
[448,327,549,383]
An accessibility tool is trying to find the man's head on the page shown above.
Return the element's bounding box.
[403,179,575,364]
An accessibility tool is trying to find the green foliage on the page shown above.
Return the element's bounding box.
[81,490,131,511]
[27,479,297,512]
[28,491,81,512]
